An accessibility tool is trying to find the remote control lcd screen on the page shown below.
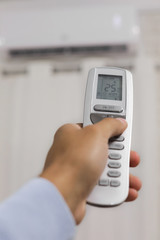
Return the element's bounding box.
[97,74,122,100]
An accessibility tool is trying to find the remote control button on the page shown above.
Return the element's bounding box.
[109,153,121,160]
[108,162,121,169]
[109,143,124,150]
[110,180,121,187]
[90,113,126,124]
[90,113,108,124]
[94,105,123,113]
[99,179,110,186]
[110,135,125,142]
[107,170,121,178]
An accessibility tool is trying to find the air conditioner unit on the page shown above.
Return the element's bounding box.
[0,5,139,58]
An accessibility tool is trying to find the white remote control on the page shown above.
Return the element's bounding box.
[83,67,133,206]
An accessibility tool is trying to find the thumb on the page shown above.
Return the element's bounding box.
[94,118,127,139]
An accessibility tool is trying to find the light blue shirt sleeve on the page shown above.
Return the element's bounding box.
[0,178,75,240]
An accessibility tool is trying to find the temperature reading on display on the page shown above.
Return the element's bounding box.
[97,74,122,101]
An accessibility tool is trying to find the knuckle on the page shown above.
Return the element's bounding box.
[54,123,76,139]
[59,123,74,132]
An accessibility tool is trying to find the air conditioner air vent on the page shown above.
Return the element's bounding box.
[9,45,128,58]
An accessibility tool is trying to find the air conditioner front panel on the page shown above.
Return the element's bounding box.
[0,6,139,50]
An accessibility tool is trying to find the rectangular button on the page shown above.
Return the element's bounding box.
[109,143,124,150]
[99,179,109,186]
[108,162,121,169]
[110,135,125,142]
[107,171,121,178]
[110,180,121,187]
[109,153,121,160]
[94,105,123,113]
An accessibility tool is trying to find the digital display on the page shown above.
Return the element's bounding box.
[96,74,122,101]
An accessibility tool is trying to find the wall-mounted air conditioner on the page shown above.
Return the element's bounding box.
[0,5,139,57]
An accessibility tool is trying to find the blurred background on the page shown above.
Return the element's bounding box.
[0,0,160,239]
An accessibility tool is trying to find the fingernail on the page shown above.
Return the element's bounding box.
[117,118,127,124]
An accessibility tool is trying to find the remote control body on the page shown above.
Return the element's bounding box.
[83,67,133,206]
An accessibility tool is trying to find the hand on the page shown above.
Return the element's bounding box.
[41,118,141,224]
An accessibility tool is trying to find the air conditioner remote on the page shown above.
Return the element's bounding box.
[83,67,133,206]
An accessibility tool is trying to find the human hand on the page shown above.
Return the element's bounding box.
[41,118,141,224]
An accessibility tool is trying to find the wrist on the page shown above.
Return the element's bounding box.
[40,162,84,220]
